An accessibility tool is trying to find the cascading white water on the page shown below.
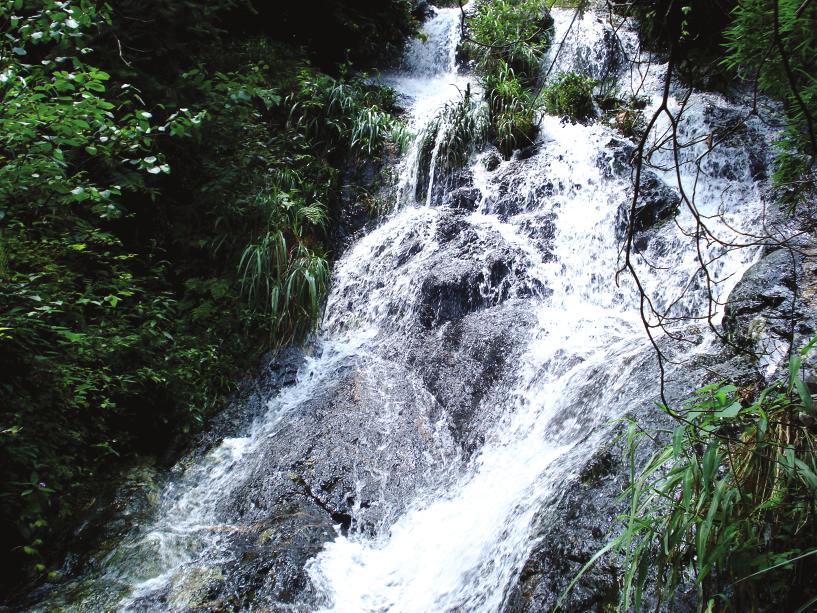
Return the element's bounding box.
[307,7,774,612]
[384,7,476,206]
[33,6,783,613]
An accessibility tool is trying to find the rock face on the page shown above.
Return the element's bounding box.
[504,344,765,613]
[508,237,817,613]
[614,172,681,242]
[723,249,799,347]
[597,140,682,249]
[399,300,538,444]
[722,248,817,374]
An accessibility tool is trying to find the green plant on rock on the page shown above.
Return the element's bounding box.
[597,90,648,138]
[541,71,596,121]
[416,90,490,197]
[486,61,538,155]
[465,0,553,157]
[563,342,817,612]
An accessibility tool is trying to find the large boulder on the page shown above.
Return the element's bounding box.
[722,248,817,369]
[398,300,538,444]
[416,217,546,327]
[700,101,770,183]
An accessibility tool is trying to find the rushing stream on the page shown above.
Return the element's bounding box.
[31,5,782,612]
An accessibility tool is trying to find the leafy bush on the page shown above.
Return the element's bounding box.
[0,0,405,591]
[565,343,817,612]
[466,0,553,79]
[723,0,817,208]
[464,0,553,156]
[542,71,596,121]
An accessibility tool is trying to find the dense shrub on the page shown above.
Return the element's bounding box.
[0,0,407,594]
[464,0,553,156]
[724,0,817,208]
[542,71,596,121]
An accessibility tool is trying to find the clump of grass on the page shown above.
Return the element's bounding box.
[287,70,409,156]
[486,60,538,155]
[416,90,490,198]
[239,229,329,344]
[464,0,553,157]
[541,71,596,121]
[561,340,817,612]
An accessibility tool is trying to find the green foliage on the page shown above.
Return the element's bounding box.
[466,0,552,79]
[598,91,648,138]
[417,90,490,196]
[0,0,405,591]
[541,71,596,122]
[611,0,737,84]
[566,344,817,612]
[287,68,409,156]
[723,0,817,208]
[465,0,553,156]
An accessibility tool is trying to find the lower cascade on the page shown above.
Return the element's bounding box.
[27,5,799,613]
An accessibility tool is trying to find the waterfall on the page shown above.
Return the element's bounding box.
[30,6,780,613]
[309,7,772,611]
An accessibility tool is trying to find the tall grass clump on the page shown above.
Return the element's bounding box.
[563,341,817,612]
[288,69,409,156]
[464,0,553,156]
[541,71,596,122]
[234,69,407,341]
[416,91,490,198]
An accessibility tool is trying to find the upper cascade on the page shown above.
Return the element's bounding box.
[402,7,462,76]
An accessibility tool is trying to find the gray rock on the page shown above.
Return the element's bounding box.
[615,172,680,241]
[505,342,759,613]
[722,248,817,363]
[417,219,546,327]
[444,185,482,211]
[397,300,538,445]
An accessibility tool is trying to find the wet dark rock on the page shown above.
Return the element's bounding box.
[485,161,556,221]
[423,167,474,205]
[518,212,558,261]
[722,249,817,360]
[399,300,538,443]
[111,357,458,609]
[444,185,482,211]
[483,148,503,172]
[212,501,335,609]
[416,222,546,327]
[205,347,306,443]
[596,138,635,180]
[615,172,680,242]
[506,343,758,613]
[701,102,770,182]
[223,358,455,540]
[330,157,384,254]
[516,143,542,161]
